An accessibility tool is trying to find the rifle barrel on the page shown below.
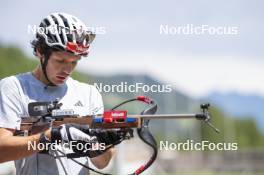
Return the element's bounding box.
[128,114,200,119]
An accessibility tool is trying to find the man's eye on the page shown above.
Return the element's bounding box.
[57,60,64,63]
[72,61,78,65]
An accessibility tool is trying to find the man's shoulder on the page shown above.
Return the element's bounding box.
[0,73,30,89]
[0,75,20,90]
[67,77,99,93]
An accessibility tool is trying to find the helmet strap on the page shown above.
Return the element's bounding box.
[40,56,56,86]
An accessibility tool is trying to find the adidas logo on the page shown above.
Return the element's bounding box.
[74,100,83,107]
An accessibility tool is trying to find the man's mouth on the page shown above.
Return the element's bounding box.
[56,75,67,81]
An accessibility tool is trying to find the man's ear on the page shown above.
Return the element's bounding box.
[36,48,44,62]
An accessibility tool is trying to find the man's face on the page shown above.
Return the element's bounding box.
[45,51,81,85]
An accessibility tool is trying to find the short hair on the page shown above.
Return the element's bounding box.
[31,36,60,59]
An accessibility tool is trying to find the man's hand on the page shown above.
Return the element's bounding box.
[50,124,125,158]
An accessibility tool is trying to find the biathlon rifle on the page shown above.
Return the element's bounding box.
[16,96,219,175]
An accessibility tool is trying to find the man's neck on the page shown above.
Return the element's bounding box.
[32,65,50,85]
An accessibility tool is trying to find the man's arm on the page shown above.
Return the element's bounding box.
[90,148,115,169]
[0,125,116,169]
[0,127,48,163]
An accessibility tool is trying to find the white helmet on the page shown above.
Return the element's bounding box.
[37,12,95,56]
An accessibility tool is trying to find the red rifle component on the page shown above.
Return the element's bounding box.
[103,110,127,123]
[136,96,152,104]
[92,110,138,129]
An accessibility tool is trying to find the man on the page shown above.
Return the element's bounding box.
[0,12,119,175]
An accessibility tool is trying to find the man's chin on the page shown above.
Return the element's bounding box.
[53,79,67,86]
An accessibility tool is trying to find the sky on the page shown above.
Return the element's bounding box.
[0,0,263,98]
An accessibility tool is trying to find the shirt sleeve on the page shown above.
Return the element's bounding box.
[89,85,104,115]
[0,77,23,129]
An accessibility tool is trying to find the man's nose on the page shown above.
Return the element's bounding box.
[63,62,75,74]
